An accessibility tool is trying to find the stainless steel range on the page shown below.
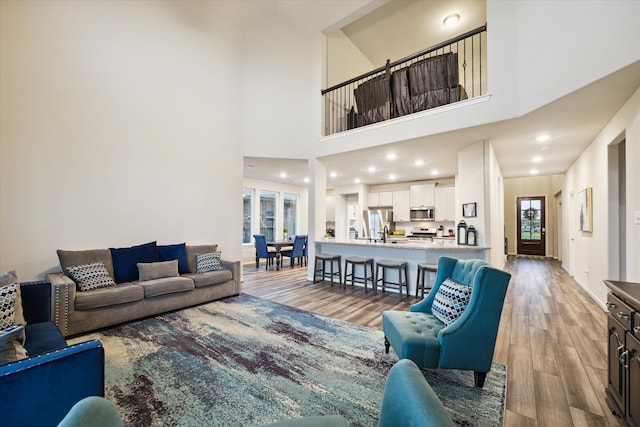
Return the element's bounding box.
[407,227,437,240]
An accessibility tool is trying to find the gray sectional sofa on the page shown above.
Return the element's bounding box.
[46,242,240,337]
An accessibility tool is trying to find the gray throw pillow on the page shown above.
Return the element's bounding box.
[137,260,179,281]
[0,326,28,365]
[67,262,117,292]
[196,252,224,273]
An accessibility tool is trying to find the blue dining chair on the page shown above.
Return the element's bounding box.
[253,234,277,270]
[280,235,306,268]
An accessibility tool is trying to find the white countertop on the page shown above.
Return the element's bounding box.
[316,238,489,251]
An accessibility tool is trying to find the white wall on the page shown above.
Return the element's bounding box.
[326,30,375,87]
[242,14,323,160]
[242,177,309,265]
[563,86,640,306]
[0,1,244,279]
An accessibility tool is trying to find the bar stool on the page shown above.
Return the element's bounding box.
[344,256,375,292]
[375,260,409,298]
[313,254,342,287]
[416,263,438,298]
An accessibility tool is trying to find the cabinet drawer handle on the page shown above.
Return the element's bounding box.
[607,302,617,309]
[620,350,630,369]
[617,312,630,321]
[635,326,640,334]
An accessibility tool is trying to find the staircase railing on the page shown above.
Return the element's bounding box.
[321,24,487,136]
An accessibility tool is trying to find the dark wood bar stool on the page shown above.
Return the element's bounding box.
[344,256,375,293]
[416,263,438,298]
[375,260,409,298]
[313,254,342,287]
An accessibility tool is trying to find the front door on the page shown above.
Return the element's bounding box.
[517,196,546,256]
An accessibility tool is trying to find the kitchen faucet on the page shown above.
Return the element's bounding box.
[383,225,388,243]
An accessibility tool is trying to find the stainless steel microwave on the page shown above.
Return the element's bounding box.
[410,208,434,221]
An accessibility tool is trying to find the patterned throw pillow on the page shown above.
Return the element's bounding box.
[431,278,473,327]
[196,252,224,273]
[67,262,117,292]
[0,283,18,330]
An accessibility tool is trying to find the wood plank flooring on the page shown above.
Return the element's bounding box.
[241,256,622,427]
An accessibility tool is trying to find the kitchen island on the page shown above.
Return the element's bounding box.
[314,238,489,296]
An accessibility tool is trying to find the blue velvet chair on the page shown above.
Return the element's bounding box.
[280,235,306,268]
[254,234,277,269]
[382,257,511,387]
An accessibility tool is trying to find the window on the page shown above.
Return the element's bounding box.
[242,188,254,243]
[283,193,298,238]
[260,191,277,242]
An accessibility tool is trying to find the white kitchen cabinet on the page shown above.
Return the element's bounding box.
[392,190,410,222]
[326,195,335,222]
[435,186,455,222]
[410,184,435,208]
[368,191,393,207]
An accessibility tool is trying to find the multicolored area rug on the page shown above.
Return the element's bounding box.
[72,294,506,426]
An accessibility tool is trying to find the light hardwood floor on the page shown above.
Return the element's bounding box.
[242,256,623,427]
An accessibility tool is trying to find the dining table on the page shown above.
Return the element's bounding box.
[266,240,294,270]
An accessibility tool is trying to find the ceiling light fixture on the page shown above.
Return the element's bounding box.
[431,169,439,175]
[443,13,460,27]
[303,177,310,183]
[389,174,396,180]
[414,159,424,166]
[354,178,361,184]
[279,172,287,178]
[530,169,539,175]
[535,134,550,143]
[386,153,397,161]
[329,171,337,178]
[532,156,543,163]
[368,166,376,173]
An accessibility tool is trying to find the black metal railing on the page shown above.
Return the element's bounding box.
[321,24,487,136]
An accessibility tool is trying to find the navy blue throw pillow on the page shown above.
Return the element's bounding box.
[158,243,189,275]
[109,241,159,283]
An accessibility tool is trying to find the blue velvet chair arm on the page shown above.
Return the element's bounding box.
[437,267,511,372]
[0,339,105,427]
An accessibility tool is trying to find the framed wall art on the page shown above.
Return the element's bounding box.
[462,202,476,218]
[578,187,592,232]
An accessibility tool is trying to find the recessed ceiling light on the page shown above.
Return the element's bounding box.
[389,174,396,180]
[386,153,397,161]
[536,134,550,142]
[330,171,337,178]
[279,172,287,178]
[368,166,376,173]
[303,177,310,183]
[431,169,439,175]
[530,169,539,175]
[443,13,460,27]
[532,156,543,163]
[414,159,424,166]
[354,178,361,184]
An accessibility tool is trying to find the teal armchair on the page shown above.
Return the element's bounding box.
[382,257,511,387]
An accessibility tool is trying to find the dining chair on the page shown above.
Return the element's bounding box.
[253,234,277,270]
[280,235,306,268]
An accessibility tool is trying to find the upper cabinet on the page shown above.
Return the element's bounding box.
[326,195,335,222]
[410,184,435,208]
[368,191,393,207]
[392,190,410,222]
[435,186,455,222]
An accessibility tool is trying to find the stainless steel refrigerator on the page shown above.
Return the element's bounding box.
[362,209,394,239]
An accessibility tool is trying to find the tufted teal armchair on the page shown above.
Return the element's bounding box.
[382,256,511,387]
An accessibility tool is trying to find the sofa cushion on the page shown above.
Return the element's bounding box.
[110,241,159,283]
[196,252,224,273]
[75,283,144,310]
[158,243,189,275]
[0,326,27,365]
[381,311,444,368]
[137,260,179,281]
[23,321,67,357]
[186,244,218,274]
[183,270,233,289]
[57,249,115,281]
[0,271,25,327]
[136,277,194,298]
[67,262,117,292]
[431,278,472,326]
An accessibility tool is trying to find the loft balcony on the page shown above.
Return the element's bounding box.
[321,25,487,137]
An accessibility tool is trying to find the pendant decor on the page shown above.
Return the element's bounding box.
[457,220,467,245]
[466,225,477,246]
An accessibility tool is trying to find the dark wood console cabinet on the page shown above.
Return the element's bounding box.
[605,280,640,427]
